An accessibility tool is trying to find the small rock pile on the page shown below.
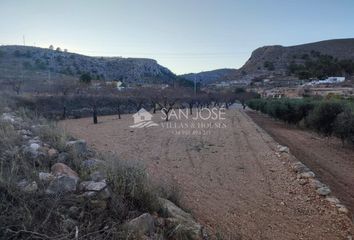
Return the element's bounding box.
[276,144,349,215]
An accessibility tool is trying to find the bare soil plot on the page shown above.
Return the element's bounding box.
[247,110,354,219]
[59,110,353,239]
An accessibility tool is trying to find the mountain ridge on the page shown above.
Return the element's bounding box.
[182,38,354,84]
[0,45,177,85]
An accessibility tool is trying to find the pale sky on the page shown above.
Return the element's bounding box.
[1,0,353,74]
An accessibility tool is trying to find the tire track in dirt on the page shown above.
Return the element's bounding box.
[59,110,353,240]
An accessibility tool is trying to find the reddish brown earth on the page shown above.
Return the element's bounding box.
[247,110,354,219]
[59,109,353,239]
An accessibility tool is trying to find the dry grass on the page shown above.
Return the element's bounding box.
[0,99,186,239]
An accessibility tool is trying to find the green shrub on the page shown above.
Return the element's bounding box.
[80,73,92,84]
[334,110,354,144]
[306,101,345,136]
[247,99,315,125]
[248,98,354,143]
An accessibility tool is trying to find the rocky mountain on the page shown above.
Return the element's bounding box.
[183,39,354,84]
[180,68,238,84]
[239,38,354,76]
[0,45,177,86]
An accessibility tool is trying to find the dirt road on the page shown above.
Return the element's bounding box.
[248,110,354,218]
[59,109,352,239]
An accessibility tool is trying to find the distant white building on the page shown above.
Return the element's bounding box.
[304,76,345,86]
[116,81,125,90]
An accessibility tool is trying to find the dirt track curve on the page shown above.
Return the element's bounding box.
[60,109,353,239]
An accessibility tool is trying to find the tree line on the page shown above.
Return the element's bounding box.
[288,51,354,80]
[247,98,354,145]
[15,85,260,123]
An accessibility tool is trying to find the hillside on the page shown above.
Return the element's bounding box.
[239,38,354,77]
[180,68,238,84]
[0,45,177,89]
[185,39,354,84]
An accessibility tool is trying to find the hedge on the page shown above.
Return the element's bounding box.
[247,98,354,144]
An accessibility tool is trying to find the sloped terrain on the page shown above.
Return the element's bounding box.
[240,38,354,76]
[180,68,238,84]
[0,45,176,87]
[191,38,354,82]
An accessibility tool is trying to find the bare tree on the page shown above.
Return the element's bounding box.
[157,88,181,121]
[127,89,147,112]
[52,78,77,119]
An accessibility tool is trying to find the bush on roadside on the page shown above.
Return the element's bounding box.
[306,101,345,136]
[247,98,315,125]
[248,98,354,143]
[334,110,354,145]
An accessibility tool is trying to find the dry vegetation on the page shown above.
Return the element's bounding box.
[0,96,203,240]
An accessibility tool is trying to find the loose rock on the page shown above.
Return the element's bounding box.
[316,186,331,196]
[48,148,59,158]
[309,179,325,189]
[46,175,79,194]
[297,171,315,179]
[79,181,107,192]
[126,213,155,235]
[159,198,203,240]
[325,196,340,205]
[39,172,55,182]
[336,204,349,214]
[292,162,310,173]
[278,145,290,153]
[18,180,38,193]
[66,140,87,155]
[51,163,79,179]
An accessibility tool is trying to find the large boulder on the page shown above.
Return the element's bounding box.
[126,213,155,236]
[66,140,87,155]
[159,198,203,240]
